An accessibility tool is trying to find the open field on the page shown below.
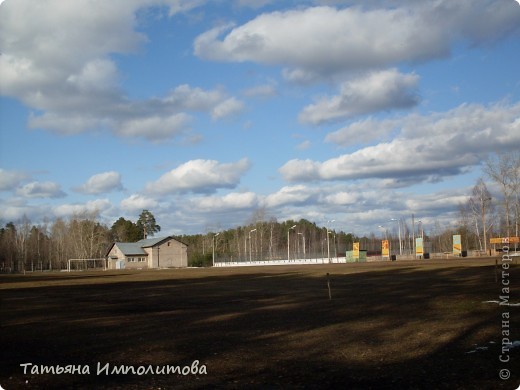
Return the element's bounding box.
[1,258,518,389]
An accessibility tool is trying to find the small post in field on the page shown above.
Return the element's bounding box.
[495,258,498,283]
[327,272,332,300]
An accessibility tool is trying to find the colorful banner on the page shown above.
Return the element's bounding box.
[416,237,424,257]
[490,237,520,244]
[353,242,360,260]
[453,235,462,256]
[382,240,389,258]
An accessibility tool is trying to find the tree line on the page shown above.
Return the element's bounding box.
[181,216,360,267]
[458,152,520,254]
[0,210,361,271]
[0,210,161,272]
[1,153,518,272]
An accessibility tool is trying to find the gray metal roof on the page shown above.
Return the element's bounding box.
[137,237,170,247]
[114,242,147,256]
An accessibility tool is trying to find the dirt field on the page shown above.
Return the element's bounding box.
[1,258,518,389]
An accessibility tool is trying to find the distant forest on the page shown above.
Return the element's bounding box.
[0,210,496,272]
[1,153,518,271]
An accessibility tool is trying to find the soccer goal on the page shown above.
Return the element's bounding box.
[67,258,107,272]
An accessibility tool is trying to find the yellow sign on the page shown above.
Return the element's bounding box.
[490,237,520,244]
[353,242,360,259]
[382,240,389,258]
[453,235,461,255]
[416,237,424,257]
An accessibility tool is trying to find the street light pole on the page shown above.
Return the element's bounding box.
[327,220,335,263]
[412,213,415,257]
[417,221,424,240]
[378,225,388,240]
[212,232,220,267]
[391,218,402,256]
[249,229,257,262]
[327,230,330,263]
[287,225,296,261]
[482,197,491,256]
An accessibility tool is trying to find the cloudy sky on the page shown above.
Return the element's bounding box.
[1,0,519,236]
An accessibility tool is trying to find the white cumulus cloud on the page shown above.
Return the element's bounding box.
[264,185,317,208]
[120,194,159,212]
[146,158,251,194]
[16,181,66,199]
[53,199,112,218]
[211,97,245,120]
[281,102,520,183]
[0,0,241,141]
[116,114,192,142]
[75,171,124,195]
[194,2,520,80]
[0,169,29,191]
[299,69,420,125]
[196,192,259,211]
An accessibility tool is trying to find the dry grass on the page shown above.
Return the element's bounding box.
[1,258,518,389]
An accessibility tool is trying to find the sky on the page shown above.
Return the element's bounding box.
[1,0,520,237]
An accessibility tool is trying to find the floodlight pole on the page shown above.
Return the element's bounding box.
[391,218,402,256]
[287,225,296,261]
[327,220,335,263]
[249,229,257,262]
[482,197,491,255]
[412,213,415,256]
[378,225,388,240]
[417,221,424,240]
[212,232,220,267]
[327,231,331,263]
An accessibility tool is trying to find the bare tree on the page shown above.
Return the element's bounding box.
[458,202,471,251]
[484,153,517,236]
[510,154,520,249]
[468,178,492,254]
[15,216,31,272]
[51,218,68,269]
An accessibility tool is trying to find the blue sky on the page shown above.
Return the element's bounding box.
[1,0,520,236]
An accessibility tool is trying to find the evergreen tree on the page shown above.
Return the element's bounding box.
[111,217,142,242]
[136,210,161,239]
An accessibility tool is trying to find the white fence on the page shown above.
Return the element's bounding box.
[214,251,500,267]
[214,257,350,267]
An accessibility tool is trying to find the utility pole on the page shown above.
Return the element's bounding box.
[482,197,491,255]
[287,225,296,261]
[249,229,257,262]
[212,232,220,267]
[327,220,335,263]
[412,214,415,256]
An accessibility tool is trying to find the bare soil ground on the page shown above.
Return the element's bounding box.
[1,258,518,389]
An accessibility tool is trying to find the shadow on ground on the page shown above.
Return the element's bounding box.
[1,260,518,389]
